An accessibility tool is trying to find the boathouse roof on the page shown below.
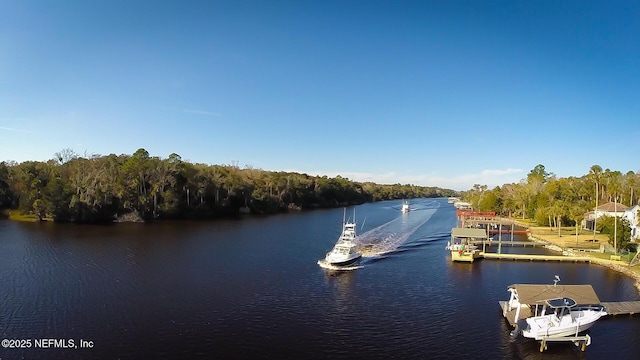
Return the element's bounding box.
[508,284,600,305]
[451,228,489,239]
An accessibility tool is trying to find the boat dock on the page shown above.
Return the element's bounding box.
[455,211,529,242]
[471,240,545,247]
[500,284,602,327]
[500,284,640,328]
[488,229,529,234]
[480,252,592,262]
[499,300,531,326]
[448,226,592,263]
[448,228,487,262]
[601,301,640,316]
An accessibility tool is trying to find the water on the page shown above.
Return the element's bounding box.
[1,198,639,359]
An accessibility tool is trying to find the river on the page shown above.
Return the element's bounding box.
[1,198,638,359]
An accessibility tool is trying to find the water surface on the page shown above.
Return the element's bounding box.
[1,198,638,359]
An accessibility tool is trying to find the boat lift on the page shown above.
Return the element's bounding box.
[535,295,592,353]
[536,333,591,353]
[501,281,601,353]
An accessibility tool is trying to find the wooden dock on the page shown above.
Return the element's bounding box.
[480,252,592,263]
[601,301,640,315]
[488,229,529,234]
[472,241,545,247]
[499,300,531,327]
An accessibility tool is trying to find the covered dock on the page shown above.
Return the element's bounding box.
[499,283,640,352]
[448,228,489,262]
[499,284,600,327]
[451,227,490,240]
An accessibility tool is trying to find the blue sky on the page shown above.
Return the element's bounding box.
[1,1,638,191]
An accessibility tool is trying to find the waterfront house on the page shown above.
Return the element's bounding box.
[624,204,640,240]
[583,202,640,240]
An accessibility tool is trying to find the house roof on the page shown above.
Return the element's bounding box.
[597,202,628,212]
[508,284,601,305]
[451,227,489,239]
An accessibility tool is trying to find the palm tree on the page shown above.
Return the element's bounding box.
[609,171,622,254]
[624,171,638,206]
[569,204,584,246]
[589,165,603,240]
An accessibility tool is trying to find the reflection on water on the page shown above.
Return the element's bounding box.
[325,270,358,313]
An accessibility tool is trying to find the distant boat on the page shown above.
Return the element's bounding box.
[401,200,410,213]
[322,209,362,267]
[448,197,460,204]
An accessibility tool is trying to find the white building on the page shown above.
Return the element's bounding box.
[583,202,640,240]
[625,204,640,240]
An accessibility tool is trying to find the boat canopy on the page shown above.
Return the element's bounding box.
[508,284,600,305]
[451,228,489,239]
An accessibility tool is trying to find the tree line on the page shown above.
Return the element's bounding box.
[461,164,640,251]
[0,148,457,223]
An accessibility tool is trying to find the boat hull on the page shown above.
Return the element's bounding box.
[522,310,607,339]
[523,321,598,339]
[325,254,362,267]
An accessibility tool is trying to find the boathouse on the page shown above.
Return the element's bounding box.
[500,284,600,327]
[448,228,488,262]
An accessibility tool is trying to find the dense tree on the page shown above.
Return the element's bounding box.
[624,171,638,206]
[478,187,502,213]
[597,216,632,252]
[0,162,13,208]
[2,149,457,222]
[462,164,640,247]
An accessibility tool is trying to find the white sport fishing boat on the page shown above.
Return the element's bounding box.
[323,209,362,267]
[520,297,607,339]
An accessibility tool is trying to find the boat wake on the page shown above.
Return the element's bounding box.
[357,208,436,257]
[397,231,450,250]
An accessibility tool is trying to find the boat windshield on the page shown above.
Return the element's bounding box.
[546,297,577,309]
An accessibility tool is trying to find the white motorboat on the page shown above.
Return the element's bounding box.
[401,200,410,213]
[520,297,607,339]
[323,210,362,267]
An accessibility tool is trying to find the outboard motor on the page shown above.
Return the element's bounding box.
[510,319,528,339]
[509,324,519,339]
